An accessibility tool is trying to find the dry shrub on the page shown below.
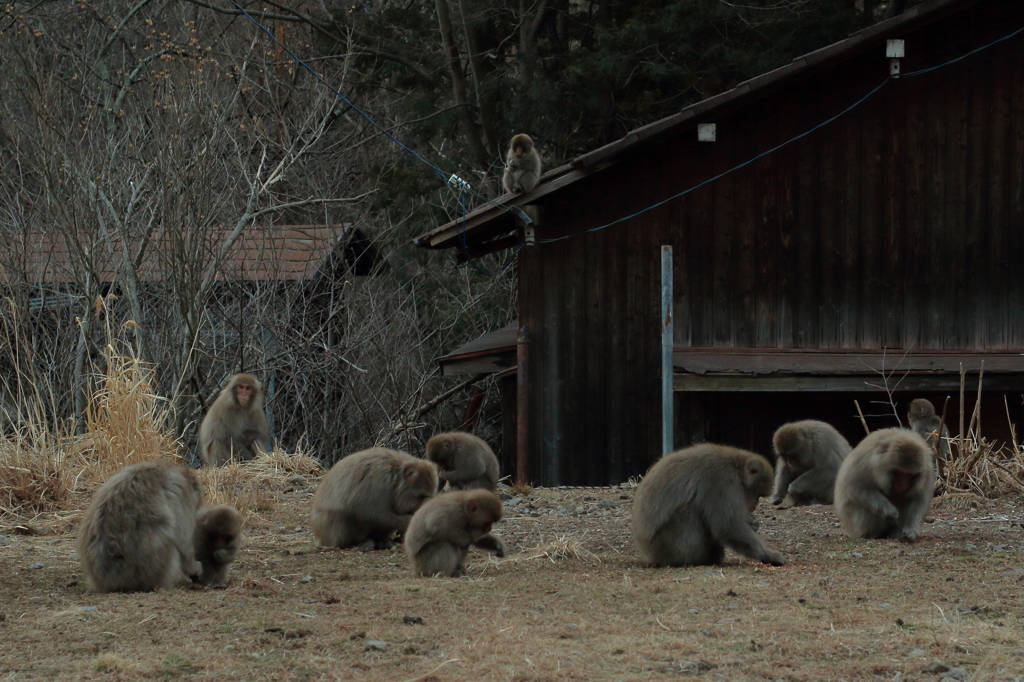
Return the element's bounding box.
[938,436,1024,499]
[0,426,75,513]
[71,341,182,484]
[0,326,180,514]
[197,445,321,514]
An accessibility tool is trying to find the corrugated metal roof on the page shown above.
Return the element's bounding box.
[414,0,976,251]
[0,224,353,284]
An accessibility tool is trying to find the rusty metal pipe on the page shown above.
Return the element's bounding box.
[516,324,529,486]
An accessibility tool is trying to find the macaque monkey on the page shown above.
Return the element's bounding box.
[502,133,542,194]
[77,462,203,592]
[834,428,935,542]
[771,420,852,507]
[199,373,270,466]
[311,447,439,550]
[425,432,500,492]
[404,490,506,577]
[632,444,785,567]
[193,504,243,587]
[907,398,950,464]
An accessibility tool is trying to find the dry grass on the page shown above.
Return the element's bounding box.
[197,447,322,516]
[0,334,182,514]
[508,532,602,565]
[71,341,182,482]
[934,388,1024,499]
[3,487,1024,682]
[0,322,322,522]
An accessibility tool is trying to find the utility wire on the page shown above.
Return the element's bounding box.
[536,22,1024,245]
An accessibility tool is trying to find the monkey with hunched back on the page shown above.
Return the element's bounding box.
[502,134,542,194]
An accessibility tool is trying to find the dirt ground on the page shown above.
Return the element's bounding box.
[2,484,1024,682]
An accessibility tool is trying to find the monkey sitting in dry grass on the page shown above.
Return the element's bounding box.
[77,462,203,592]
[199,373,270,466]
[834,428,934,541]
[193,504,243,587]
[405,490,506,577]
[632,444,785,567]
[771,420,851,507]
[311,447,439,550]
[425,432,500,492]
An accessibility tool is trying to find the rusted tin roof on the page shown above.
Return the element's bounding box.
[414,0,977,251]
[0,224,364,284]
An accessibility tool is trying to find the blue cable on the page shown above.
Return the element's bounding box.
[903,25,1024,77]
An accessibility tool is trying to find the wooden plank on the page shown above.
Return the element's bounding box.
[672,350,1024,374]
[753,100,779,348]
[986,40,1011,349]
[517,233,542,486]
[562,204,588,485]
[840,97,863,349]
[903,78,928,350]
[922,67,948,350]
[584,188,610,485]
[775,83,801,349]
[661,245,674,455]
[734,116,757,348]
[859,93,883,350]
[818,84,840,350]
[712,123,736,346]
[943,48,969,351]
[689,152,716,347]
[604,209,628,484]
[497,374,517,480]
[440,355,516,377]
[425,166,602,246]
[795,106,821,348]
[963,53,990,350]
[880,77,905,348]
[1008,40,1024,349]
[674,373,1024,393]
[539,234,565,486]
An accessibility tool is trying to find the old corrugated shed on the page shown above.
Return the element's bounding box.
[418,0,1024,485]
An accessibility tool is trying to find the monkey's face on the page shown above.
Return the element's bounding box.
[235,383,254,407]
[513,145,527,158]
[890,467,920,493]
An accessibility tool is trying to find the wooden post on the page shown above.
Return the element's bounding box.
[661,246,674,454]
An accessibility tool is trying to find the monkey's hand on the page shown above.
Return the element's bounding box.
[185,559,203,580]
[473,533,506,558]
[760,550,786,567]
[747,517,761,532]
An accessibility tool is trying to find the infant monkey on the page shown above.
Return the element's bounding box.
[405,490,506,577]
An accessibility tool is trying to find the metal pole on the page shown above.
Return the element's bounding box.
[661,246,674,454]
[516,324,529,485]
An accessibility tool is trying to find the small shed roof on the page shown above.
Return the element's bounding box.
[414,0,975,252]
[438,322,519,376]
[0,224,373,284]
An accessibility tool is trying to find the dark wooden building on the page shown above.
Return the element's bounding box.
[417,0,1024,485]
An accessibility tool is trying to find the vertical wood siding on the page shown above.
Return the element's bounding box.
[519,3,1024,485]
